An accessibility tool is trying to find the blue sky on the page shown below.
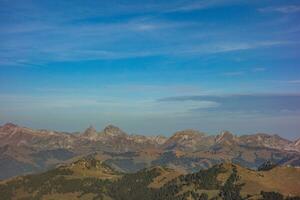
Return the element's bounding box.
[0,0,300,138]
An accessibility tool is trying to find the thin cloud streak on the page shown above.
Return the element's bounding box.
[1,0,298,66]
[222,71,244,76]
[0,37,290,67]
[158,94,300,114]
[281,80,300,84]
[259,5,300,13]
[166,0,243,12]
[252,67,266,72]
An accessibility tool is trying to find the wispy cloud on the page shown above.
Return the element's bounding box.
[167,0,242,12]
[158,94,300,114]
[252,67,266,72]
[0,31,289,66]
[280,80,300,84]
[1,0,299,67]
[221,67,265,77]
[222,71,244,76]
[186,40,291,55]
[258,5,300,13]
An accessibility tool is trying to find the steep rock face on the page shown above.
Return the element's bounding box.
[129,135,159,146]
[286,138,300,152]
[0,123,41,146]
[81,125,98,140]
[208,131,240,156]
[215,131,238,145]
[239,133,292,150]
[294,138,300,150]
[95,125,163,152]
[80,125,167,148]
[102,125,127,137]
[163,129,213,151]
[0,123,75,149]
[0,123,19,133]
[148,135,168,145]
[295,138,300,147]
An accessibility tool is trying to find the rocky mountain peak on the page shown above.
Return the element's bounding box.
[215,131,235,143]
[148,135,168,145]
[1,122,18,129]
[0,123,20,134]
[240,133,292,150]
[163,129,209,151]
[295,138,300,146]
[86,125,97,132]
[171,129,205,139]
[221,130,233,136]
[82,125,98,139]
[102,125,127,137]
[293,138,300,151]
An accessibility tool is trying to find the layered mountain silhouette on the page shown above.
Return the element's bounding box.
[0,123,299,180]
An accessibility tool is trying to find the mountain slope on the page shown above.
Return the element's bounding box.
[155,163,300,200]
[0,155,299,200]
[0,123,300,180]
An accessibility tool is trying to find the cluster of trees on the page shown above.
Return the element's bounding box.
[0,166,111,200]
[261,192,300,200]
[1,162,300,200]
[182,164,226,190]
[173,191,209,200]
[107,168,160,200]
[0,167,74,199]
[219,167,244,200]
[153,164,226,200]
[258,160,277,171]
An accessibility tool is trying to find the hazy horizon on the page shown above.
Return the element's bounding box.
[1,119,299,141]
[1,0,300,139]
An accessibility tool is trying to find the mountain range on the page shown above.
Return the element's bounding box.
[0,122,299,180]
[1,154,299,200]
